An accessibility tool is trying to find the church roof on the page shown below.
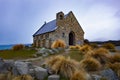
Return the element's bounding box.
[33,20,57,36]
[33,12,70,36]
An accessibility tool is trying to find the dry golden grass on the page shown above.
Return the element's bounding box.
[90,43,99,48]
[12,75,33,80]
[110,53,120,63]
[69,45,81,50]
[12,44,25,51]
[80,57,101,71]
[102,43,115,50]
[108,62,120,78]
[46,55,79,78]
[85,48,110,64]
[79,45,92,53]
[51,39,66,48]
[0,71,14,80]
[70,70,88,80]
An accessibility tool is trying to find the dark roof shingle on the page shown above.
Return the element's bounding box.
[33,20,57,36]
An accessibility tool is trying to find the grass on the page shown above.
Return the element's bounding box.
[46,55,79,78]
[0,49,36,59]
[67,50,84,61]
[80,57,101,71]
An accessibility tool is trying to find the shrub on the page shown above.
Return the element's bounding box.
[79,45,92,53]
[80,57,101,71]
[51,39,66,48]
[85,48,110,64]
[12,44,24,51]
[110,53,120,63]
[90,43,99,48]
[70,70,88,80]
[69,45,81,50]
[46,55,79,78]
[12,74,33,80]
[69,46,77,50]
[102,43,115,50]
[108,62,120,78]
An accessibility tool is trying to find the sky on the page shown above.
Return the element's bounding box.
[0,0,120,45]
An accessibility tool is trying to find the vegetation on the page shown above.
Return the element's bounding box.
[51,39,66,48]
[0,49,36,59]
[12,75,33,80]
[67,50,83,61]
[110,53,120,63]
[12,44,25,51]
[85,48,110,64]
[90,43,99,48]
[79,45,92,53]
[102,43,115,50]
[80,57,101,71]
[46,55,79,78]
[70,70,87,80]
[108,62,120,78]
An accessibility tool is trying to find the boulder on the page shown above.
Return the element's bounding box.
[48,75,60,80]
[91,74,101,80]
[100,69,119,80]
[13,61,29,75]
[34,66,48,80]
[0,58,9,73]
[52,48,59,53]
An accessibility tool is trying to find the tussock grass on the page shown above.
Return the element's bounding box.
[110,53,120,63]
[69,45,81,51]
[102,43,115,50]
[85,48,110,64]
[90,43,99,48]
[70,70,88,80]
[108,62,120,78]
[12,75,33,80]
[46,55,79,78]
[80,57,101,71]
[12,44,25,51]
[79,45,92,53]
[51,39,66,48]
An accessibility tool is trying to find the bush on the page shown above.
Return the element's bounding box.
[79,45,92,53]
[108,62,120,78]
[69,45,81,50]
[80,57,101,71]
[12,74,33,80]
[110,53,120,63]
[70,70,88,80]
[51,39,66,48]
[90,43,99,48]
[85,48,110,64]
[12,44,25,51]
[102,43,115,50]
[46,55,79,78]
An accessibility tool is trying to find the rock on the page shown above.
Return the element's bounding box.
[48,75,60,80]
[34,66,48,80]
[52,48,59,53]
[4,60,14,71]
[48,50,54,54]
[91,74,101,80]
[14,61,29,75]
[28,69,35,77]
[0,58,9,73]
[25,62,33,69]
[100,69,119,80]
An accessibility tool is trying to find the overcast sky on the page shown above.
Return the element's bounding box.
[0,0,120,45]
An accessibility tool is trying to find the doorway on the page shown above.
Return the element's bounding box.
[69,31,75,45]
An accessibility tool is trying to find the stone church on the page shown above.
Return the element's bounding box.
[33,11,84,48]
